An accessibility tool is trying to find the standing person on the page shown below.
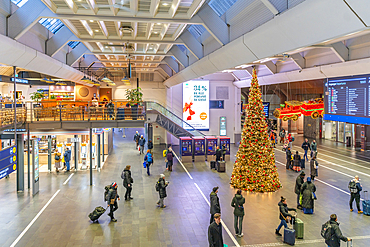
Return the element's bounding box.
[144,150,153,176]
[107,182,120,222]
[105,100,114,119]
[156,174,168,208]
[147,139,153,152]
[310,155,318,180]
[275,196,296,236]
[293,151,302,172]
[286,147,292,170]
[349,175,363,213]
[54,152,61,173]
[301,139,311,161]
[121,165,133,201]
[63,147,71,172]
[166,146,174,171]
[295,171,305,209]
[210,187,221,224]
[324,214,351,247]
[221,144,227,161]
[208,213,224,247]
[231,189,245,237]
[279,128,286,144]
[288,133,294,149]
[310,140,317,158]
[301,177,316,213]
[269,131,276,148]
[134,131,140,148]
[214,146,222,162]
[138,135,146,154]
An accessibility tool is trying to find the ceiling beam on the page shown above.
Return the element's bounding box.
[91,52,172,56]
[290,53,305,70]
[260,0,279,15]
[63,0,78,14]
[264,61,276,74]
[132,22,138,38]
[130,0,138,16]
[187,0,206,18]
[107,0,118,16]
[330,41,349,62]
[160,23,170,40]
[150,0,160,17]
[169,0,181,18]
[97,60,162,63]
[146,23,154,39]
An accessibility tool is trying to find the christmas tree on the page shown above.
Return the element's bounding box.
[231,68,281,192]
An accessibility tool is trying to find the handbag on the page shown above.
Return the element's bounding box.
[143,161,146,168]
[130,177,134,183]
[299,193,303,205]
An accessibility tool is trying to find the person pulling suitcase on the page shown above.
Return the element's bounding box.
[275,196,296,237]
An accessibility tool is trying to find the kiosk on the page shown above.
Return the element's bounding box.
[205,136,217,161]
[179,137,192,163]
[218,136,230,161]
[81,143,87,169]
[192,136,205,162]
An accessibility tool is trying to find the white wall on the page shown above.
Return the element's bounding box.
[1,83,48,100]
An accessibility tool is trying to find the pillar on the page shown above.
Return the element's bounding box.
[102,131,105,162]
[97,134,101,170]
[16,134,24,192]
[89,128,93,186]
[74,134,78,171]
[27,127,30,189]
[47,135,51,172]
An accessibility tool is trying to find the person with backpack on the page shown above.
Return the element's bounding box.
[208,213,224,247]
[210,187,221,224]
[121,165,133,201]
[349,175,363,214]
[275,196,296,236]
[295,171,305,209]
[322,214,351,247]
[231,189,245,237]
[134,131,140,148]
[301,177,316,214]
[279,128,286,144]
[138,135,146,154]
[166,146,174,171]
[106,182,120,222]
[156,174,168,208]
[63,148,71,172]
[54,152,61,173]
[311,140,318,158]
[144,150,153,176]
[147,139,153,152]
[301,139,311,162]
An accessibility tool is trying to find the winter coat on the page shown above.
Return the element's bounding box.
[63,150,71,162]
[144,153,153,165]
[286,149,292,160]
[278,201,296,221]
[158,178,168,198]
[311,142,317,151]
[215,149,222,161]
[324,220,348,247]
[134,133,140,142]
[107,187,119,204]
[349,179,362,195]
[122,169,132,188]
[221,146,227,155]
[295,175,304,195]
[210,192,221,214]
[301,181,316,209]
[231,194,245,216]
[279,130,285,137]
[293,154,301,168]
[208,221,224,247]
[138,137,146,146]
[301,141,310,151]
[166,150,173,161]
[148,141,153,150]
[310,159,318,177]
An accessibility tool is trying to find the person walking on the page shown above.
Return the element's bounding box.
[288,133,294,149]
[134,131,140,148]
[275,196,296,236]
[301,177,316,213]
[208,213,224,247]
[144,150,153,176]
[310,155,318,180]
[349,175,363,213]
[231,189,245,237]
[121,165,133,201]
[295,171,305,209]
[54,152,61,173]
[270,131,276,148]
[63,147,71,172]
[107,182,120,222]
[214,146,222,162]
[324,214,351,247]
[301,139,311,161]
[286,147,292,170]
[293,151,302,172]
[279,128,286,144]
[310,140,317,158]
[156,174,168,208]
[210,187,221,224]
[147,139,153,152]
[166,146,174,171]
[138,135,146,154]
[221,144,227,161]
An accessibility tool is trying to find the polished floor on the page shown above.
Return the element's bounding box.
[1,129,370,247]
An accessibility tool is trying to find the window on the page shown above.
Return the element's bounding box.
[39,18,64,34]
[67,41,80,49]
[11,0,28,7]
[187,25,206,39]
[208,0,238,16]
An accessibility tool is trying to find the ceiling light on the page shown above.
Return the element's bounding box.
[104,46,109,48]
[153,32,158,34]
[162,2,169,6]
[89,20,94,22]
[156,23,161,25]
[95,29,99,32]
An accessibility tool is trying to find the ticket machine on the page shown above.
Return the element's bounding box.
[218,136,230,161]
[180,137,193,163]
[81,143,87,169]
[192,136,205,162]
[205,136,217,161]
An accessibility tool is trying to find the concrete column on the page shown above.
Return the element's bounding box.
[16,134,24,192]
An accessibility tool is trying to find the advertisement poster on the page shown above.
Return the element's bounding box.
[0,146,17,180]
[34,140,39,182]
[183,80,209,130]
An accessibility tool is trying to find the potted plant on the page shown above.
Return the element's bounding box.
[125,88,143,120]
[30,89,45,103]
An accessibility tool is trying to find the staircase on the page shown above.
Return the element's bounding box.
[146,101,204,138]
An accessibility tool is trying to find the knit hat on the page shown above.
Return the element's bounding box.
[112,182,117,187]
[213,186,219,193]
[300,171,305,176]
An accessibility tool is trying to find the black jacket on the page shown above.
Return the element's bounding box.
[215,149,222,161]
[208,221,223,247]
[325,220,348,247]
[122,169,132,188]
[221,146,227,155]
[134,133,140,142]
[278,201,296,220]
[295,175,304,195]
[148,141,153,149]
[158,178,168,198]
[107,187,119,204]
[301,141,311,151]
[231,194,245,216]
[210,192,221,214]
[286,149,292,160]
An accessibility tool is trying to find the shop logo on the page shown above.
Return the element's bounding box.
[13,164,16,170]
[13,147,16,154]
[200,112,207,120]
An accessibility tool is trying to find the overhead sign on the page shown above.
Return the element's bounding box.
[0,146,17,180]
[183,80,209,130]
[11,77,29,84]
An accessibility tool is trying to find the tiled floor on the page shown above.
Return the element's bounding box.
[1,129,370,247]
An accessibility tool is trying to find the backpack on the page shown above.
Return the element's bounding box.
[147,154,153,163]
[55,155,60,161]
[348,180,358,193]
[163,150,167,157]
[104,185,111,201]
[155,181,160,192]
[321,221,333,241]
[292,136,295,141]
[236,198,244,210]
[167,151,173,161]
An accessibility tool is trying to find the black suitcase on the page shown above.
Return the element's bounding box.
[217,161,225,172]
[210,161,216,169]
[89,206,108,222]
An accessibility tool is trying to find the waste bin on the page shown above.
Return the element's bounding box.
[346,136,351,147]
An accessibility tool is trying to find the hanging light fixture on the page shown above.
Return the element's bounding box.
[102,76,113,83]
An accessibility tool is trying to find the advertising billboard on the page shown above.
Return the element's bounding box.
[0,146,17,180]
[183,80,209,130]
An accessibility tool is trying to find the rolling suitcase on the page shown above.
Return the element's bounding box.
[89,206,108,222]
[362,191,370,216]
[300,159,305,169]
[293,218,304,239]
[210,161,216,169]
[347,239,352,247]
[217,161,226,172]
[283,227,295,245]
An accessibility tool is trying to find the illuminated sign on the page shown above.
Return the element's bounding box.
[11,78,29,84]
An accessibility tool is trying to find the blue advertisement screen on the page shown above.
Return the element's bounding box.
[0,146,17,179]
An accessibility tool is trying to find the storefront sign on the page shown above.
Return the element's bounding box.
[11,78,29,84]
[0,146,17,180]
[220,116,227,136]
[69,138,81,142]
[183,80,209,130]
[0,75,29,84]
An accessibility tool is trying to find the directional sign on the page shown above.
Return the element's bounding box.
[0,146,17,179]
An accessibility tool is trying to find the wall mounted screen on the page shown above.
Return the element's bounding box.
[183,80,209,130]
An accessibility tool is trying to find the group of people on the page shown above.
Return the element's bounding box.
[54,147,72,172]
